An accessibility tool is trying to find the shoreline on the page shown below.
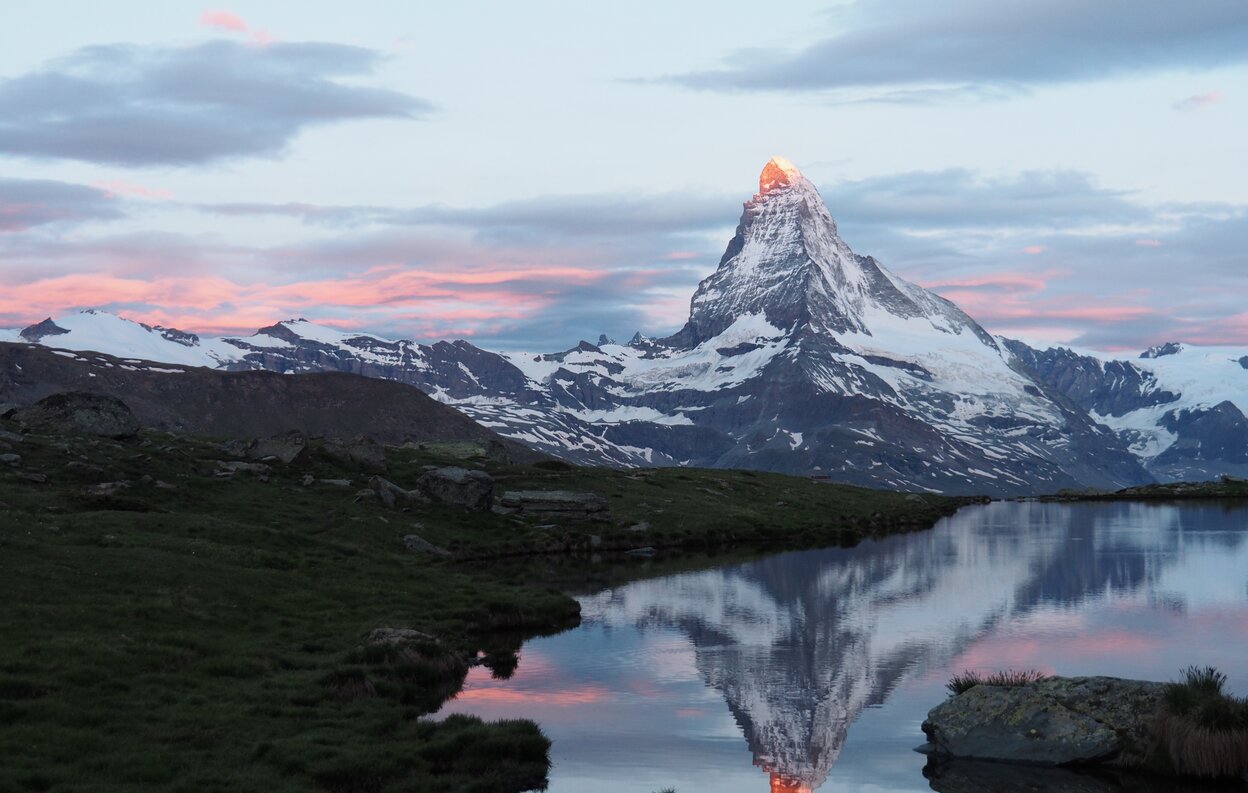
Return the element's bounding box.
[0,418,972,792]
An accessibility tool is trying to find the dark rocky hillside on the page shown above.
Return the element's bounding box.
[0,342,541,461]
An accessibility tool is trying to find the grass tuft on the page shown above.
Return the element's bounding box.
[1150,666,1248,779]
[946,668,1049,696]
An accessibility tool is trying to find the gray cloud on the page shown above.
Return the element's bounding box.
[666,0,1248,95]
[204,191,738,239]
[0,40,430,166]
[826,169,1147,231]
[0,178,124,231]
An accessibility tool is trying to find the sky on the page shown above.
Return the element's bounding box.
[1,0,1246,352]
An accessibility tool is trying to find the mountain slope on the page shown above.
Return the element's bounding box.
[0,341,542,460]
[1005,341,1248,481]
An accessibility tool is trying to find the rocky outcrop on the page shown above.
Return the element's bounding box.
[365,468,494,512]
[323,435,387,470]
[243,432,307,464]
[497,490,609,522]
[415,467,493,512]
[921,676,1165,767]
[12,392,139,438]
[367,475,421,508]
[18,317,69,343]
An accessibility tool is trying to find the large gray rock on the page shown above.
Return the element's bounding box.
[13,392,139,438]
[322,435,386,470]
[922,676,1165,767]
[415,466,493,512]
[367,475,421,508]
[498,490,609,521]
[245,431,307,464]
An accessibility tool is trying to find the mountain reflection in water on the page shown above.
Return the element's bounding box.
[437,501,1248,793]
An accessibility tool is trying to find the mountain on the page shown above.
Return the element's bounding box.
[1004,341,1248,482]
[5,159,1241,494]
[0,341,541,460]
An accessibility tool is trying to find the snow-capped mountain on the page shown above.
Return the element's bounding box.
[1006,341,1248,482]
[3,159,1241,494]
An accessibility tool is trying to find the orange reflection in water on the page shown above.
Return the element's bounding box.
[768,771,813,793]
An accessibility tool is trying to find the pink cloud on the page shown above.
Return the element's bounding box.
[1135,238,1164,248]
[0,259,615,339]
[94,180,174,201]
[199,9,247,32]
[925,272,1051,294]
[1021,245,1048,255]
[1174,91,1223,112]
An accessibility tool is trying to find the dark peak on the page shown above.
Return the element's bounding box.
[1140,342,1185,359]
[253,322,305,344]
[596,333,615,347]
[539,340,603,364]
[19,317,69,342]
[157,327,200,347]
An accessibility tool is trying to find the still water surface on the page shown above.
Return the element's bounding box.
[437,501,1248,792]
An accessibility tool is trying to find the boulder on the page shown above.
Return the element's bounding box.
[246,432,307,464]
[13,392,139,439]
[367,475,423,508]
[921,676,1166,767]
[498,490,609,522]
[0,453,19,466]
[84,481,131,496]
[0,429,24,443]
[402,533,450,556]
[216,460,272,478]
[415,467,494,512]
[322,436,387,470]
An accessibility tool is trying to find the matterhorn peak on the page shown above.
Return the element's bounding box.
[759,156,804,194]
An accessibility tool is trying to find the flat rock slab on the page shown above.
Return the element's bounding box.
[499,490,609,521]
[922,676,1166,767]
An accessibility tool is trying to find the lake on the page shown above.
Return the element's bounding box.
[436,501,1248,792]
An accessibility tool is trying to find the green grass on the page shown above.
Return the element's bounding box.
[0,419,967,792]
[945,669,1049,696]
